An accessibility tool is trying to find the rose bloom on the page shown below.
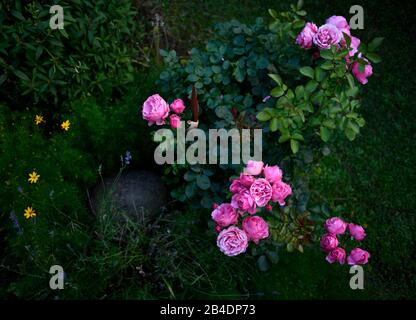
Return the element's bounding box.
[242,216,269,244]
[217,226,249,257]
[326,247,346,264]
[352,60,373,84]
[348,36,361,57]
[239,173,255,188]
[169,114,182,129]
[263,165,283,183]
[211,203,238,228]
[295,22,318,49]
[320,233,339,252]
[142,94,170,126]
[324,217,347,235]
[250,178,272,207]
[313,24,342,49]
[170,98,186,114]
[347,248,370,265]
[229,178,246,194]
[231,189,256,215]
[348,223,366,241]
[244,160,264,176]
[326,15,350,36]
[271,181,292,206]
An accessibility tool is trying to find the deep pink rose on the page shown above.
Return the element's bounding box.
[326,15,350,35]
[170,98,186,114]
[231,189,256,215]
[217,226,249,257]
[326,247,346,264]
[347,248,370,265]
[239,173,255,188]
[296,22,318,49]
[324,217,347,235]
[263,165,283,183]
[229,179,246,194]
[169,114,182,129]
[352,60,373,84]
[211,203,238,228]
[271,181,292,206]
[244,160,264,176]
[313,24,342,49]
[142,94,170,126]
[320,233,339,252]
[242,216,269,244]
[348,223,366,241]
[250,178,272,207]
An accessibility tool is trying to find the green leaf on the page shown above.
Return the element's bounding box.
[257,255,270,272]
[320,126,331,142]
[0,74,7,86]
[256,110,271,121]
[290,139,299,153]
[186,74,199,82]
[278,133,290,143]
[368,37,384,52]
[185,183,196,198]
[366,52,382,63]
[299,66,314,79]
[268,9,278,19]
[266,251,279,264]
[345,127,357,141]
[347,73,355,89]
[292,132,304,141]
[320,60,333,70]
[270,117,278,132]
[271,86,285,97]
[13,70,29,81]
[268,73,282,86]
[343,32,351,47]
[305,80,318,93]
[320,50,333,60]
[315,67,326,82]
[196,175,211,190]
[184,171,196,182]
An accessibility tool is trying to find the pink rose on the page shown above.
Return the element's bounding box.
[242,216,269,244]
[239,173,255,188]
[320,233,339,252]
[142,94,170,126]
[326,15,350,35]
[352,60,373,84]
[169,114,182,129]
[231,189,256,215]
[347,248,370,265]
[217,226,249,257]
[296,22,318,49]
[244,160,264,176]
[170,98,186,114]
[348,223,366,241]
[348,36,361,57]
[271,181,292,206]
[211,203,238,228]
[324,217,347,235]
[250,178,272,207]
[229,179,246,194]
[326,247,346,264]
[263,165,283,183]
[313,24,342,49]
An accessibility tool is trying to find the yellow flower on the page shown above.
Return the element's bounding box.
[24,207,37,219]
[35,115,44,125]
[61,120,71,131]
[28,171,40,184]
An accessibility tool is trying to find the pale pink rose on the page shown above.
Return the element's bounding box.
[169,114,182,129]
[217,226,249,257]
[326,15,350,35]
[263,165,283,183]
[352,60,373,84]
[271,181,292,206]
[296,22,318,49]
[313,24,342,49]
[244,160,264,176]
[142,94,170,126]
[320,233,339,252]
[231,189,256,215]
[242,216,269,244]
[348,223,366,241]
[347,248,370,265]
[211,203,238,228]
[239,173,255,188]
[324,217,347,235]
[326,247,346,264]
[170,98,186,114]
[250,178,272,207]
[348,36,361,57]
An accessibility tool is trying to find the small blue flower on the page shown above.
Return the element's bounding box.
[262,95,271,102]
[124,151,132,166]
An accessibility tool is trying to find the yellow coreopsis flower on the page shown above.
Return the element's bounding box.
[61,120,71,131]
[28,171,40,184]
[24,207,37,219]
[35,115,45,125]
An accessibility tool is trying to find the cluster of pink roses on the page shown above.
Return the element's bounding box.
[296,16,373,84]
[321,217,370,265]
[212,160,292,257]
[142,94,185,128]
